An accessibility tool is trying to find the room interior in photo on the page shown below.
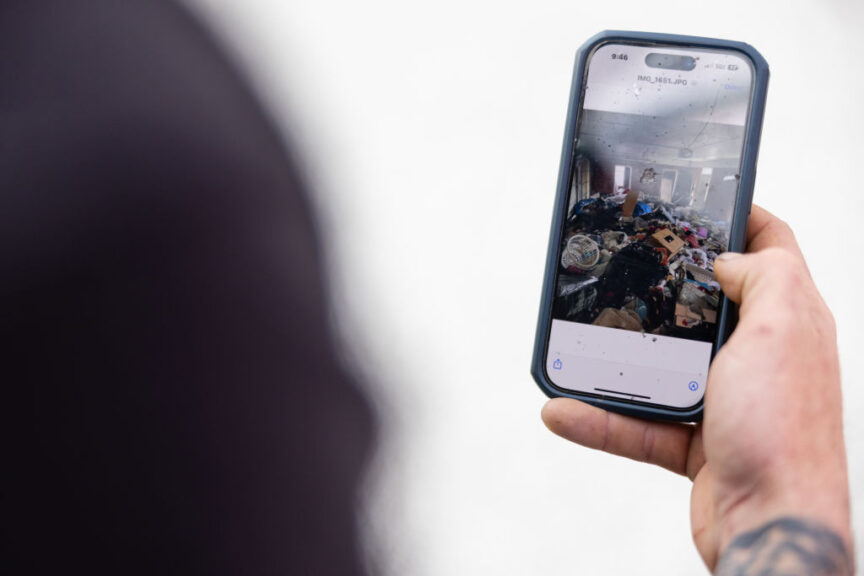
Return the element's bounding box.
[553,109,745,342]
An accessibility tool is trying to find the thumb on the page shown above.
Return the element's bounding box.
[714,247,809,308]
[712,251,750,304]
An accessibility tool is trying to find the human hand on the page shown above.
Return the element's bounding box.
[541,206,853,573]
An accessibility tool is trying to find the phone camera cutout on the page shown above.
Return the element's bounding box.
[645,53,697,71]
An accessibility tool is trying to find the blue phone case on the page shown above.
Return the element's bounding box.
[531,30,770,422]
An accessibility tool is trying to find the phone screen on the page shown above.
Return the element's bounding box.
[545,42,754,409]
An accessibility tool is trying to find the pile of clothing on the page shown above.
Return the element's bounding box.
[553,193,728,341]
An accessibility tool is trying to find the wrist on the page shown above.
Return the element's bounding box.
[715,515,854,575]
[717,480,853,563]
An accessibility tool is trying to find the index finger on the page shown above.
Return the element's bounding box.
[541,398,697,478]
[744,205,803,257]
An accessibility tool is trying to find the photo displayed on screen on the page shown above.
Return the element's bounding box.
[553,44,752,344]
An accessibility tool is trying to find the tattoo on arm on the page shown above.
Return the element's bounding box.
[715,517,853,576]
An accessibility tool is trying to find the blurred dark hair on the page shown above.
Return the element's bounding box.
[2,1,374,574]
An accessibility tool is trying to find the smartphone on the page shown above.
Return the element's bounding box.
[531,31,769,421]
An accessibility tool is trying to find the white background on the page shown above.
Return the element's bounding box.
[186,1,864,574]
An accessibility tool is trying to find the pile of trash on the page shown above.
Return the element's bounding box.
[553,190,728,341]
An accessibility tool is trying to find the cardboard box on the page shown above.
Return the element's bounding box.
[651,228,685,256]
[621,188,640,218]
[674,303,702,328]
[674,303,717,327]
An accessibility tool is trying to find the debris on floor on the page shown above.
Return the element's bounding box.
[554,188,728,341]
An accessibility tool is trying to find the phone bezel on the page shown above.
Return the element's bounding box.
[530,30,770,422]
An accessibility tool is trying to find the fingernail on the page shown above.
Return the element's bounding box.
[716,252,742,261]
